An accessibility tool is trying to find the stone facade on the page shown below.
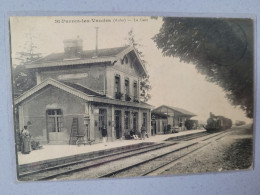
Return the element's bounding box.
[15,39,152,145]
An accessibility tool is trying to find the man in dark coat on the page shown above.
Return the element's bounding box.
[102,124,107,146]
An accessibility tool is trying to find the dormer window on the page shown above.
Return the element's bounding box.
[121,56,128,65]
[130,61,133,69]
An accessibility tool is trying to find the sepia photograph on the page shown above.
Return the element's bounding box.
[9,16,254,182]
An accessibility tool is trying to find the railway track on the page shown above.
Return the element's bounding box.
[165,131,210,142]
[19,130,230,181]
[19,142,168,181]
[99,130,232,178]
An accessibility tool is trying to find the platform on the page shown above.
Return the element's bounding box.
[17,129,206,167]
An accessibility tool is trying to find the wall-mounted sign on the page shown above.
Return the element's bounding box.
[58,73,88,80]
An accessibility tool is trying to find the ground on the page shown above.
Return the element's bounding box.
[161,124,253,175]
[18,129,206,165]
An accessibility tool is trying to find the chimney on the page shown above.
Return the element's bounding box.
[63,36,83,58]
[93,27,99,58]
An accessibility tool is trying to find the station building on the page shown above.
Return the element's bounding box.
[14,37,152,144]
[151,105,196,134]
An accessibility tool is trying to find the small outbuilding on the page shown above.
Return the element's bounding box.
[151,105,196,134]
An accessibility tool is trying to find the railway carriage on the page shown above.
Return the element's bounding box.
[205,113,232,132]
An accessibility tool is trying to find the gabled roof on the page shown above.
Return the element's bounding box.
[14,78,152,109]
[33,46,129,63]
[152,105,196,117]
[25,45,147,76]
[60,81,105,97]
[14,78,104,105]
[151,110,168,118]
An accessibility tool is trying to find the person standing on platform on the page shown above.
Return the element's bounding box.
[102,124,107,146]
[21,126,31,154]
[141,124,146,140]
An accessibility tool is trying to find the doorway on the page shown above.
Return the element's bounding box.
[46,109,66,144]
[152,121,156,135]
[133,112,138,132]
[115,110,122,139]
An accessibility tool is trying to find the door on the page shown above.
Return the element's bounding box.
[152,121,156,135]
[46,109,66,144]
[133,112,138,132]
[115,110,121,139]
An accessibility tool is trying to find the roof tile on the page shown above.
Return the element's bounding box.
[152,105,196,116]
[61,82,105,97]
[32,46,129,64]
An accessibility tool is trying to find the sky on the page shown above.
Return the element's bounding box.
[10,16,252,123]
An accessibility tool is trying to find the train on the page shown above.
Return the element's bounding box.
[204,113,232,132]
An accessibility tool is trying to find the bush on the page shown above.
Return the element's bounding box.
[185,120,193,130]
[185,120,198,130]
[125,95,131,101]
[133,98,139,103]
[115,92,124,99]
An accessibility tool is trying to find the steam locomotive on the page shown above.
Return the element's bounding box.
[204,113,232,132]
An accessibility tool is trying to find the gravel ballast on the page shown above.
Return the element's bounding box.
[161,125,253,175]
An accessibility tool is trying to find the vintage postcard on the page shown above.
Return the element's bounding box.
[10,16,254,181]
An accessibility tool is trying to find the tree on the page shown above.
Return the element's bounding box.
[153,18,254,118]
[12,34,42,97]
[126,29,151,102]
